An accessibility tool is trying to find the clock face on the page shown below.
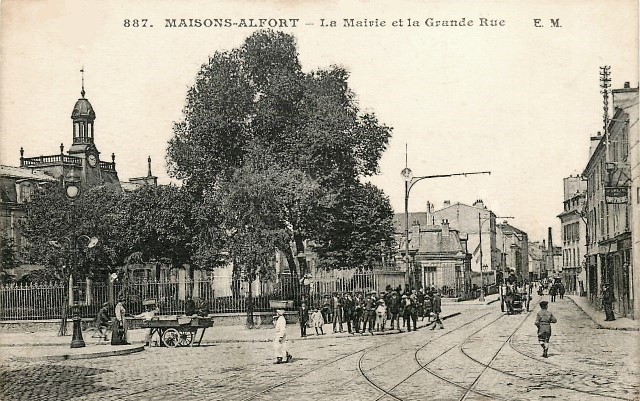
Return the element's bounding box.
[87,154,97,167]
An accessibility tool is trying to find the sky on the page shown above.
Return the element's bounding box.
[1,0,638,241]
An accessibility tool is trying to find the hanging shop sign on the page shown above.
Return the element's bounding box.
[604,187,628,204]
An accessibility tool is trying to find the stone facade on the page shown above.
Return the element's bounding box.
[582,83,637,319]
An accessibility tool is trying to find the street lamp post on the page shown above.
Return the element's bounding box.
[64,166,87,349]
[401,163,490,292]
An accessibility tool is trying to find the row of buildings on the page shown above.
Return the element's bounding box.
[558,81,639,319]
[391,199,567,297]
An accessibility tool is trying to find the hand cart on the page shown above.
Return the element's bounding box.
[140,316,214,347]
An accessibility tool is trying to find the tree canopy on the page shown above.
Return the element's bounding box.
[167,30,395,275]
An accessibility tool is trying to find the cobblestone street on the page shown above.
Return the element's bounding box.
[1,297,638,401]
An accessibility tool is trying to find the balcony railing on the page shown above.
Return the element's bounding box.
[20,155,116,172]
[100,161,116,171]
[21,154,82,167]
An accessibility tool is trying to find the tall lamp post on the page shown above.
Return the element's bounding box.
[477,214,513,301]
[64,166,90,349]
[401,163,490,291]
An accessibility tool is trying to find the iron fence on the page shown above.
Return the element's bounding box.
[0,271,401,320]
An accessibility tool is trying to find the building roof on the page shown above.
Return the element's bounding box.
[498,222,527,237]
[416,229,465,254]
[0,165,57,181]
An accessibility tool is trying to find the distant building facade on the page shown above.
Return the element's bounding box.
[557,175,588,294]
[528,240,547,282]
[497,222,529,284]
[393,217,471,296]
[583,82,638,319]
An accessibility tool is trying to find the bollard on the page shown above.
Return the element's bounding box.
[70,306,86,348]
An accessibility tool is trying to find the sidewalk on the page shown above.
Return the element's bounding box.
[0,310,464,362]
[567,295,640,331]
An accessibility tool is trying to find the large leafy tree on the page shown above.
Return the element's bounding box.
[20,183,123,281]
[116,184,196,271]
[167,30,394,280]
[213,156,318,326]
[312,182,395,270]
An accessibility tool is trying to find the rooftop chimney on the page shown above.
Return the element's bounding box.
[624,81,630,89]
[442,219,450,237]
[588,132,602,158]
[443,200,451,207]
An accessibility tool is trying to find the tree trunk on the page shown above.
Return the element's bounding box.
[231,258,241,299]
[246,262,255,329]
[58,295,68,336]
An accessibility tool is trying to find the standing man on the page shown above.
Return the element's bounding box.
[430,291,444,330]
[402,295,414,332]
[135,300,160,346]
[343,292,354,334]
[298,301,309,338]
[410,290,419,330]
[331,292,344,333]
[362,292,375,334]
[549,283,558,303]
[535,301,557,358]
[274,309,292,364]
[602,284,616,321]
[388,291,400,330]
[353,292,363,334]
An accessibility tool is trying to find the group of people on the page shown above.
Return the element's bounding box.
[95,297,161,346]
[297,286,445,337]
[547,282,566,302]
[95,297,132,345]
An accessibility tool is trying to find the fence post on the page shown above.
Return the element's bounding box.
[108,280,114,305]
[68,274,74,306]
[86,277,92,306]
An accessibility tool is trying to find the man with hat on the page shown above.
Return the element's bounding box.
[429,291,444,330]
[535,301,557,358]
[402,294,414,332]
[273,309,292,364]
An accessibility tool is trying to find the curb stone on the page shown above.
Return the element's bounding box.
[8,345,145,362]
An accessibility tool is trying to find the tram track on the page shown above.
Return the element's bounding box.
[457,305,636,401]
[240,310,489,401]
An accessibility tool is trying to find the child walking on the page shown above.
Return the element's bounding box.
[535,301,557,358]
[311,307,325,335]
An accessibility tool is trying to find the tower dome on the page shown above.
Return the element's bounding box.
[71,98,96,120]
[70,68,96,148]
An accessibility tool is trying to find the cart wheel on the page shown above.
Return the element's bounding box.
[162,328,180,348]
[178,330,194,347]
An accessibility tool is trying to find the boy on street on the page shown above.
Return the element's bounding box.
[535,301,557,358]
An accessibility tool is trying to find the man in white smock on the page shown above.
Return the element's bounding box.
[273,309,292,364]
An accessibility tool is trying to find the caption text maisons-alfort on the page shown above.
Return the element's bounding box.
[158,17,506,29]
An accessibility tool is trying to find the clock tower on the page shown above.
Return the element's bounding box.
[18,70,121,192]
[68,69,103,187]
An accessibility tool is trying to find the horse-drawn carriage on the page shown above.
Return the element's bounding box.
[140,316,214,347]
